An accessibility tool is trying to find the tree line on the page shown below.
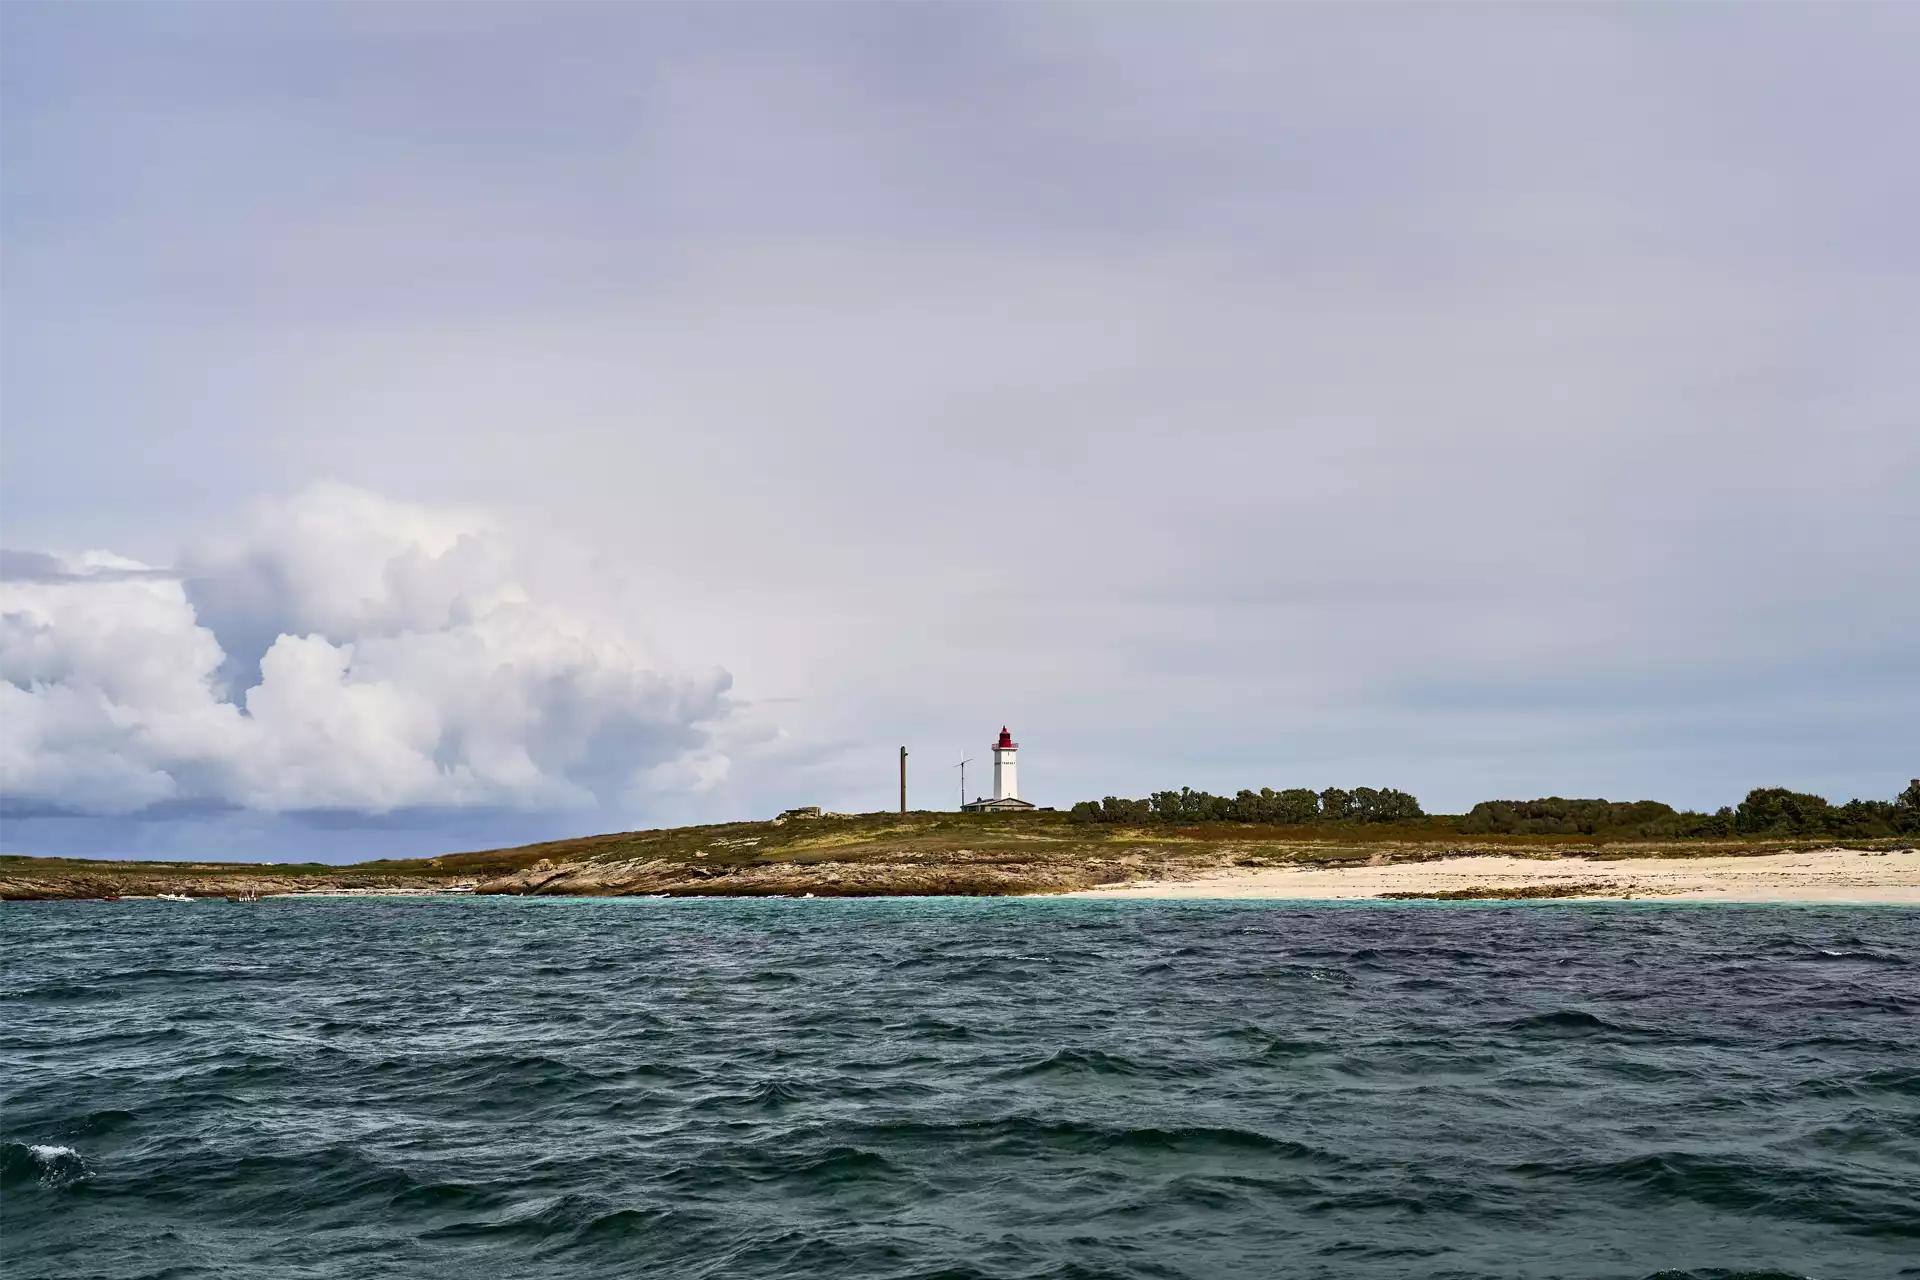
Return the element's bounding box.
[1068,780,1920,837]
[1463,782,1920,838]
[1069,786,1425,826]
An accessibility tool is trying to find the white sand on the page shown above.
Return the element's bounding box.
[1059,847,1920,904]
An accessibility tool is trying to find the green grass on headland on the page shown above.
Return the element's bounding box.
[3,781,1914,900]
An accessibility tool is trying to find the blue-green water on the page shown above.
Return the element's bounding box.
[3,899,1916,1279]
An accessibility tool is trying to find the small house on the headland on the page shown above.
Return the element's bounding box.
[961,727,1037,812]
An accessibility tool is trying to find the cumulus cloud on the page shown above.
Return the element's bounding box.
[0,485,732,819]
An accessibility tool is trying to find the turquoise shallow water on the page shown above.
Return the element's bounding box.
[3,898,1917,1279]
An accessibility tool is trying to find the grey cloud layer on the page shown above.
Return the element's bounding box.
[2,6,1914,853]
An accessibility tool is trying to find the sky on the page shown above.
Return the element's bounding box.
[3,4,1916,862]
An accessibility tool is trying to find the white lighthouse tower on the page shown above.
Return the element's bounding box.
[992,727,1018,801]
[963,726,1037,811]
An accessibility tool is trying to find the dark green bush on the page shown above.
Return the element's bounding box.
[1462,782,1919,839]
[1069,780,1919,836]
[1068,785,1424,826]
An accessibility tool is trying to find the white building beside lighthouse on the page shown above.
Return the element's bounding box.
[962,727,1037,812]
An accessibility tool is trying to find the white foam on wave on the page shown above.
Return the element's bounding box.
[20,1143,91,1187]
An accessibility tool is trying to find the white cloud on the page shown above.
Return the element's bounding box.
[0,485,732,818]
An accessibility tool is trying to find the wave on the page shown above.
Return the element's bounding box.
[0,1141,90,1190]
[1510,1151,1919,1235]
[1754,936,1911,966]
[418,1192,621,1241]
[690,1077,815,1111]
[1002,1047,1141,1078]
[336,1050,661,1101]
[72,1107,139,1137]
[873,1115,1341,1165]
[2,982,124,1004]
[1807,948,1907,965]
[387,1177,513,1213]
[1792,1068,1920,1100]
[110,1140,523,1222]
[645,1143,910,1204]
[1114,1124,1335,1162]
[890,1015,972,1040]
[746,968,804,984]
[1503,1009,1658,1038]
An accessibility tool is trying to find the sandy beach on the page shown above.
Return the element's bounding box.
[1061,847,1920,904]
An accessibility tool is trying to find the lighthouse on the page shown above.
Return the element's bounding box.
[962,726,1037,812]
[992,727,1018,801]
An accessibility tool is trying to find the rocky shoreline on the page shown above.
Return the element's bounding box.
[0,868,471,902]
[5,811,1913,903]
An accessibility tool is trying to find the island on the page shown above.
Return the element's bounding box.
[4,783,1916,903]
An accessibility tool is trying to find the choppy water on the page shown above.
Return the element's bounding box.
[3,899,1917,1280]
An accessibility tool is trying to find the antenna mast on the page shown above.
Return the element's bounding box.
[955,756,973,810]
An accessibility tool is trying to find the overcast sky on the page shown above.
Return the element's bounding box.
[4,4,1916,862]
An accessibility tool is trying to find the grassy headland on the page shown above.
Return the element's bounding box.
[4,791,1915,901]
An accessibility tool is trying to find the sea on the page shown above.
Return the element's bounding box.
[3,898,1916,1280]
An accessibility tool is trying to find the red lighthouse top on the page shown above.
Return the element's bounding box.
[994,727,1016,750]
